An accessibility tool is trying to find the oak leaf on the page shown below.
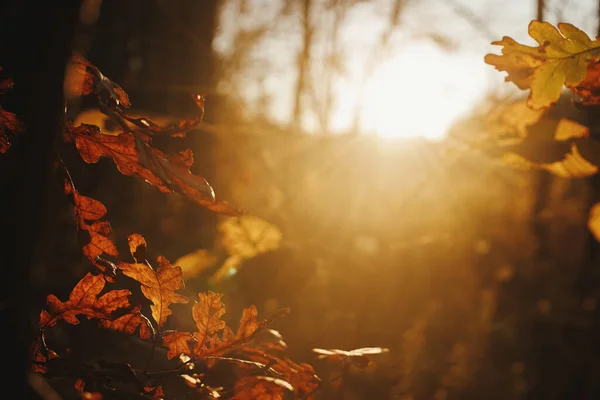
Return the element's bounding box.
[121,94,205,138]
[500,118,599,178]
[99,306,154,339]
[193,296,265,359]
[485,21,600,109]
[161,331,196,360]
[65,180,118,278]
[231,376,292,400]
[64,53,131,108]
[117,234,189,327]
[65,123,239,215]
[239,347,320,399]
[40,273,131,328]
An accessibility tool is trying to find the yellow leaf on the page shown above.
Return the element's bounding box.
[174,249,217,279]
[554,118,590,140]
[485,21,600,109]
[588,202,600,242]
[501,143,598,178]
[218,216,282,259]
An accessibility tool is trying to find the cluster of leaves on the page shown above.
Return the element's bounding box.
[484,21,600,241]
[0,53,390,399]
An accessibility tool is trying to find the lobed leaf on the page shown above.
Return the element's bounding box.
[64,179,118,278]
[65,123,240,215]
[99,306,154,339]
[485,21,600,109]
[117,234,189,328]
[40,273,130,328]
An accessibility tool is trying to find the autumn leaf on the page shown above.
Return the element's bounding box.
[65,122,240,215]
[65,179,118,278]
[40,273,131,328]
[240,347,320,399]
[485,21,600,109]
[499,118,599,178]
[571,61,600,105]
[173,249,217,279]
[64,52,131,108]
[117,234,189,327]
[231,376,293,400]
[99,306,154,339]
[161,331,196,360]
[121,94,205,138]
[193,299,266,359]
[312,347,390,368]
[588,202,600,242]
[210,216,282,283]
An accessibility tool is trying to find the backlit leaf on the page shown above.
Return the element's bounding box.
[117,234,189,327]
[64,53,131,108]
[99,306,154,339]
[65,123,239,215]
[500,119,599,178]
[40,273,130,328]
[485,21,600,109]
[173,249,217,279]
[64,179,118,279]
[231,376,292,400]
[219,216,282,258]
[161,331,196,360]
[588,202,600,242]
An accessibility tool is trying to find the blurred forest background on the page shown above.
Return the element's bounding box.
[28,0,600,398]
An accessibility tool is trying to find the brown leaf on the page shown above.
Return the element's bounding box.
[64,53,131,108]
[240,348,320,399]
[65,123,240,215]
[118,235,189,327]
[127,233,147,263]
[162,331,196,360]
[192,292,227,350]
[572,61,600,105]
[231,376,291,400]
[193,303,265,359]
[121,94,205,138]
[41,273,131,328]
[143,385,165,399]
[99,306,153,339]
[65,179,118,278]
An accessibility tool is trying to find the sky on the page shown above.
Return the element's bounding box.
[215,0,600,138]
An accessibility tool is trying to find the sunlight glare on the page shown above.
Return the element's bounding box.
[360,42,488,141]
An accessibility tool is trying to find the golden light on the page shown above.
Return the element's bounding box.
[358,42,488,141]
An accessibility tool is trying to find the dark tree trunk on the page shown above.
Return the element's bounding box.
[0,1,81,397]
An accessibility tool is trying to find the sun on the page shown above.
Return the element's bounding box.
[358,42,488,141]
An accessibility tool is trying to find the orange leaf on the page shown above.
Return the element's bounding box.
[192,292,227,350]
[192,299,265,359]
[240,348,320,399]
[65,123,239,215]
[161,331,196,360]
[231,376,291,400]
[118,234,189,327]
[143,385,165,399]
[65,179,118,278]
[41,273,131,328]
[121,94,205,138]
[64,53,131,108]
[99,306,153,339]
